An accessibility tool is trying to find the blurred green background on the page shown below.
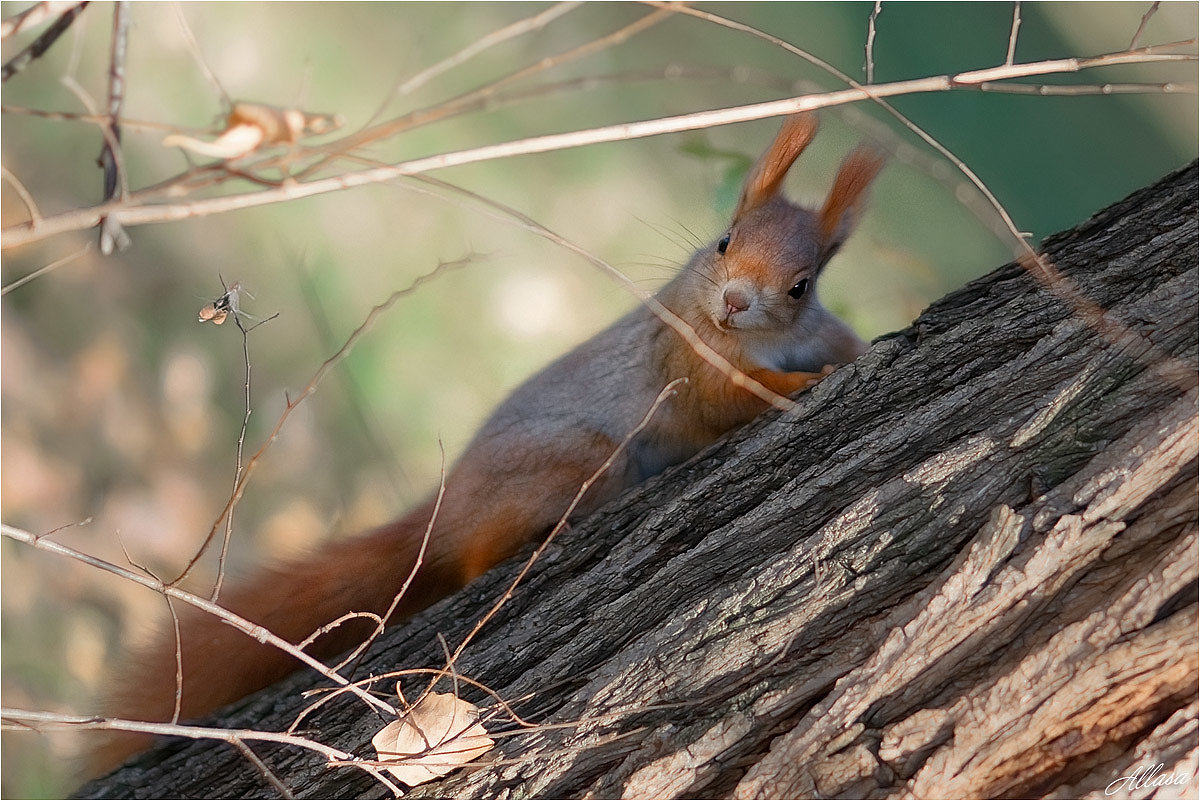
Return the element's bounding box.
[2,2,1195,796]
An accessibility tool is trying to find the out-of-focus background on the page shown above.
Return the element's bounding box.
[2,3,1196,796]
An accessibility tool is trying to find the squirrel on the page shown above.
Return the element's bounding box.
[89,112,882,775]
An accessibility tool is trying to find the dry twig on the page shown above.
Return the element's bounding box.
[1,0,87,81]
[0,0,84,40]
[0,707,403,796]
[1005,2,1021,66]
[0,523,398,721]
[4,42,1192,251]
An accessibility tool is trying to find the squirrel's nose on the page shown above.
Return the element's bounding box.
[724,287,751,317]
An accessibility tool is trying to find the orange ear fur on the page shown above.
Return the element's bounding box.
[735,114,820,219]
[819,146,885,245]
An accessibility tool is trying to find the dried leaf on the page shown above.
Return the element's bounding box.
[371,689,495,787]
[197,303,228,325]
[162,124,265,160]
[197,281,245,325]
[162,102,342,160]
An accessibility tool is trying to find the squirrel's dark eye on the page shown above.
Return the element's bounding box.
[788,278,809,299]
[717,234,730,254]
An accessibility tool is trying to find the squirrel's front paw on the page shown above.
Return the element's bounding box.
[800,363,839,391]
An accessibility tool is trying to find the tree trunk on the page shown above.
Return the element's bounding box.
[79,162,1199,800]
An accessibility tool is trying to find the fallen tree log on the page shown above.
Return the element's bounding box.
[80,161,1198,799]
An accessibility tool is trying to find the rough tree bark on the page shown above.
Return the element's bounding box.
[80,162,1198,800]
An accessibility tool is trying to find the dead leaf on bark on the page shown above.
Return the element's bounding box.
[370,686,495,787]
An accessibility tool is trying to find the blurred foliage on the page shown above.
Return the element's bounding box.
[1,2,1195,796]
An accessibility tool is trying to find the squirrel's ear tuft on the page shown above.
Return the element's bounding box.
[735,114,819,219]
[818,146,885,257]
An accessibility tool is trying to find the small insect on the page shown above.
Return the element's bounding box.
[198,280,249,325]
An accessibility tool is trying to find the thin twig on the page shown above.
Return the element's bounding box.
[669,5,1197,395]
[111,530,189,726]
[97,0,130,255]
[63,0,86,75]
[5,41,1193,252]
[1,242,91,295]
[1,103,201,132]
[291,667,542,738]
[865,1,881,83]
[292,256,405,499]
[1005,2,1021,66]
[299,6,674,182]
[364,1,581,127]
[1,0,87,82]
[232,739,296,799]
[295,441,447,682]
[354,442,447,665]
[0,164,43,225]
[172,280,279,591]
[448,379,687,668]
[388,170,793,410]
[58,72,135,208]
[0,523,398,720]
[212,293,263,601]
[142,45,696,203]
[173,1,228,107]
[1,0,83,39]
[173,256,477,585]
[298,612,382,663]
[1129,2,1161,50]
[976,79,1193,95]
[0,707,403,796]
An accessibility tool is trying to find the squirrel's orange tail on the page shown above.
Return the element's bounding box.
[86,497,458,777]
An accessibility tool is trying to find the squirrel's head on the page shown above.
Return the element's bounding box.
[695,113,883,335]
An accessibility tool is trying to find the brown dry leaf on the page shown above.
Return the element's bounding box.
[162,124,265,160]
[162,103,343,160]
[371,689,495,787]
[197,303,228,325]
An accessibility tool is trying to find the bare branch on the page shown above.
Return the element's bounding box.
[0,523,398,721]
[663,4,1196,393]
[449,378,688,667]
[307,5,674,179]
[1,0,87,82]
[210,286,275,601]
[865,1,882,83]
[1,104,195,133]
[110,532,190,727]
[0,0,83,39]
[5,42,1192,252]
[125,8,670,202]
[1005,2,1021,66]
[57,73,133,253]
[0,707,403,796]
[387,171,795,410]
[0,163,42,224]
[174,255,478,586]
[231,740,296,799]
[1130,2,1162,50]
[97,0,130,255]
[292,256,406,499]
[976,79,1194,95]
[364,442,447,657]
[173,1,228,107]
[1,241,91,295]
[365,1,582,126]
[291,441,447,685]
